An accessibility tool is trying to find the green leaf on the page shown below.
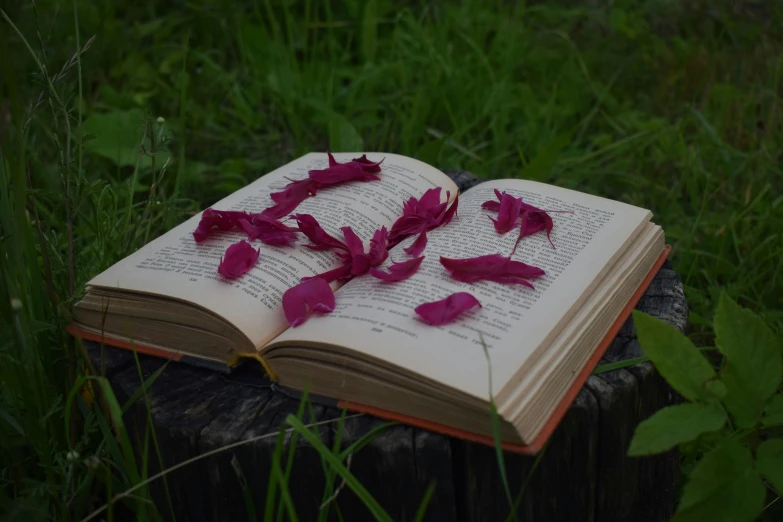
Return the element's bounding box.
[714,293,783,428]
[628,402,725,456]
[328,114,364,153]
[633,311,721,402]
[361,0,378,63]
[756,439,783,496]
[518,131,571,181]
[672,439,765,522]
[763,393,783,427]
[80,109,170,168]
[417,138,445,167]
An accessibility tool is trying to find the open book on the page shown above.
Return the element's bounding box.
[69,152,667,453]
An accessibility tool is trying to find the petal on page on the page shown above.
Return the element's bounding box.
[439,254,544,287]
[217,240,260,278]
[308,164,380,184]
[436,191,459,227]
[303,263,353,283]
[193,208,250,243]
[292,214,347,251]
[488,192,524,234]
[414,292,482,326]
[238,215,299,247]
[261,179,320,219]
[389,187,457,241]
[282,277,336,327]
[368,226,389,266]
[519,209,555,248]
[351,154,384,173]
[369,256,425,282]
[403,230,428,257]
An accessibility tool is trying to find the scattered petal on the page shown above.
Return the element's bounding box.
[282,278,336,327]
[440,254,544,288]
[368,226,389,266]
[303,264,353,283]
[370,256,425,282]
[519,209,554,248]
[217,241,260,278]
[488,192,524,234]
[292,214,347,251]
[261,179,320,219]
[193,208,249,243]
[238,215,299,247]
[351,154,384,173]
[389,187,459,241]
[308,164,380,185]
[403,230,428,257]
[415,292,482,326]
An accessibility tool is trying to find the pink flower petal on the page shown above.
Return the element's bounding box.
[389,187,458,241]
[292,214,347,251]
[238,215,299,247]
[193,208,250,243]
[351,154,384,173]
[261,179,321,219]
[282,278,336,327]
[519,209,555,248]
[403,230,428,257]
[414,292,482,326]
[217,241,260,278]
[488,192,523,234]
[370,256,425,282]
[308,164,380,185]
[368,227,389,266]
[439,254,544,287]
[303,263,353,283]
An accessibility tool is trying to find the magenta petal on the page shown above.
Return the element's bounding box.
[418,188,442,210]
[403,230,428,257]
[303,263,353,283]
[261,179,321,219]
[519,210,555,248]
[341,227,365,258]
[282,278,336,327]
[370,256,425,282]
[351,154,384,173]
[293,214,347,251]
[308,164,380,184]
[414,292,482,326]
[440,254,544,286]
[368,227,389,266]
[491,192,524,234]
[193,208,249,242]
[217,241,260,278]
[435,192,459,227]
[238,216,298,247]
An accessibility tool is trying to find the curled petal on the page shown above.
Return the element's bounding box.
[440,254,544,287]
[193,208,250,243]
[403,230,428,257]
[308,164,380,184]
[368,227,389,266]
[341,227,365,258]
[389,187,457,241]
[414,292,482,326]
[238,216,298,247]
[436,192,459,227]
[488,192,523,234]
[418,188,443,210]
[261,179,320,219]
[282,278,336,327]
[519,210,554,248]
[293,214,347,251]
[217,241,260,278]
[369,256,425,282]
[351,154,384,173]
[389,215,426,241]
[303,263,353,284]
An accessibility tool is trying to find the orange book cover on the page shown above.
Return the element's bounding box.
[69,245,671,455]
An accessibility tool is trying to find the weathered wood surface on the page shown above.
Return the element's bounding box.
[86,170,688,521]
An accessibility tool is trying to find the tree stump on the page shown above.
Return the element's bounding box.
[85,170,687,522]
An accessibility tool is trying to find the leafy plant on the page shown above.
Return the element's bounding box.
[629,293,783,522]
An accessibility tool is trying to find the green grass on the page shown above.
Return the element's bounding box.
[2,0,783,519]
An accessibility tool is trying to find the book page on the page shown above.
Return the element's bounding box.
[268,179,652,399]
[87,152,458,348]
